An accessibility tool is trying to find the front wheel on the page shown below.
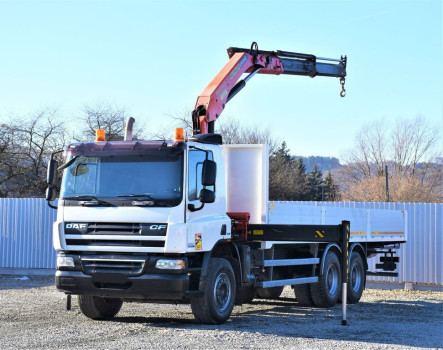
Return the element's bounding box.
[191,258,236,324]
[78,295,123,320]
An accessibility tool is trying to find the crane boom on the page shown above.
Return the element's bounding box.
[192,42,347,135]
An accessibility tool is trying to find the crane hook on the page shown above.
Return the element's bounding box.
[340,77,346,97]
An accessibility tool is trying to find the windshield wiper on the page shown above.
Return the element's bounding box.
[63,195,113,207]
[58,156,79,171]
[117,194,171,207]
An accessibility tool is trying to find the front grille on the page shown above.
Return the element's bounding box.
[64,222,167,252]
[81,255,146,275]
[83,223,167,236]
[66,239,165,247]
[87,223,142,235]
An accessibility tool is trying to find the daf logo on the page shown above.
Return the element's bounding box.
[66,223,87,229]
[149,225,166,230]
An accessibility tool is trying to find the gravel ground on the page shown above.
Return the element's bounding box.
[0,275,442,350]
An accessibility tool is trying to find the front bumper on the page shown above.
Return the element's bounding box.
[56,270,189,300]
[55,254,190,301]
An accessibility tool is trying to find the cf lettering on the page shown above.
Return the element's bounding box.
[150,225,167,230]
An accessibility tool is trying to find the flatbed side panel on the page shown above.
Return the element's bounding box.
[268,202,406,243]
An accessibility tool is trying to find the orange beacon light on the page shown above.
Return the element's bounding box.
[96,129,105,141]
[174,128,184,142]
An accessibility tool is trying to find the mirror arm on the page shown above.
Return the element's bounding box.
[47,200,57,210]
[188,203,205,212]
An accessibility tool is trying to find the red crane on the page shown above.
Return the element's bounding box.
[192,42,347,135]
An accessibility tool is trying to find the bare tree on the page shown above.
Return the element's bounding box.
[338,116,441,202]
[392,116,439,178]
[150,109,193,141]
[0,123,20,196]
[0,109,66,197]
[218,118,278,152]
[74,103,144,141]
[340,120,387,183]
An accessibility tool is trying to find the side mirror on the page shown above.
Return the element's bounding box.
[46,186,58,202]
[47,159,59,186]
[201,160,216,186]
[199,188,215,203]
[188,189,216,212]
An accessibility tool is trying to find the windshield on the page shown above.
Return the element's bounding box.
[60,153,183,207]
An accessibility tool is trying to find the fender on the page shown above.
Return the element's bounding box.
[320,243,342,275]
[349,242,368,270]
[198,240,242,291]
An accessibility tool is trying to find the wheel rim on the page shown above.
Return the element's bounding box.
[351,264,362,292]
[326,264,338,296]
[213,272,232,312]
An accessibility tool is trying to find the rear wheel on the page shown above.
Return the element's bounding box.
[191,258,236,324]
[256,286,284,299]
[294,284,314,306]
[347,252,365,304]
[310,251,341,307]
[78,295,123,320]
[241,287,256,303]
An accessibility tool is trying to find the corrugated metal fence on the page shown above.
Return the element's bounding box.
[0,198,441,284]
[0,198,57,269]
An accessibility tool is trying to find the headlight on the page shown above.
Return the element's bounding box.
[155,259,185,270]
[57,256,75,268]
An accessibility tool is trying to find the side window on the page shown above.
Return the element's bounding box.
[188,150,214,201]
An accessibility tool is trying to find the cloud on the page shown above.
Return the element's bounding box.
[346,10,390,23]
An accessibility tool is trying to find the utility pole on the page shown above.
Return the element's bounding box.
[385,165,390,202]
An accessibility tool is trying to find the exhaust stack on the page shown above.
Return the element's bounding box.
[124,117,135,141]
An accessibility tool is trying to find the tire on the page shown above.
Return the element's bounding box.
[310,251,341,308]
[78,295,123,320]
[347,252,365,304]
[241,287,256,304]
[294,284,314,306]
[256,286,284,299]
[191,258,236,324]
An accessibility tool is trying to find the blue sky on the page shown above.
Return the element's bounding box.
[0,0,441,159]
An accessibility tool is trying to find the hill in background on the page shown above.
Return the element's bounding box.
[293,156,341,172]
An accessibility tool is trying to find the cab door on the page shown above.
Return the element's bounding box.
[186,147,230,252]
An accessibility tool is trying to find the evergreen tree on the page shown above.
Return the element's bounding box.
[324,171,340,201]
[307,163,324,201]
[293,158,309,200]
[295,158,306,177]
[273,141,291,162]
[269,142,292,200]
[270,142,308,201]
